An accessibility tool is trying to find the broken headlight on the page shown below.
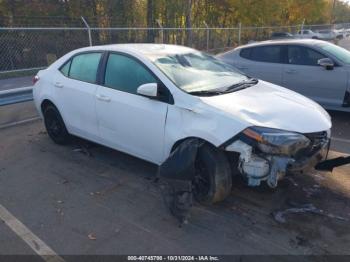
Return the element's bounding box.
[241,126,310,156]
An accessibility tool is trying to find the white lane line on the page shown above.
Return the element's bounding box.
[332,137,350,143]
[0,204,65,262]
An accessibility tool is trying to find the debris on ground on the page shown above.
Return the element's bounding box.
[72,147,92,157]
[302,185,321,198]
[57,179,69,185]
[272,202,348,223]
[38,131,47,135]
[158,139,203,226]
[90,183,121,197]
[285,176,299,187]
[169,181,193,226]
[56,208,64,216]
[88,233,97,240]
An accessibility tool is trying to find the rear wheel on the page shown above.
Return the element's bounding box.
[43,104,70,145]
[193,144,232,204]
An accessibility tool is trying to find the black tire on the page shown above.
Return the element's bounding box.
[193,143,232,204]
[43,104,70,145]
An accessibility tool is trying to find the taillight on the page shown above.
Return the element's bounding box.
[32,75,40,85]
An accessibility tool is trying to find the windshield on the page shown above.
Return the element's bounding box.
[319,43,350,64]
[147,51,248,93]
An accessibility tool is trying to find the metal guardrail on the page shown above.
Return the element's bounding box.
[0,86,33,106]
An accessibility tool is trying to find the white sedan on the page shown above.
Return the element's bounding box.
[33,44,331,204]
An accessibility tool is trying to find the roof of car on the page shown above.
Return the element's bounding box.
[70,43,195,57]
[234,39,324,50]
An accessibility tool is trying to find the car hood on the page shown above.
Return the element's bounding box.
[200,80,332,134]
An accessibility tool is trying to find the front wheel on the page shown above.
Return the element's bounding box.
[193,144,232,204]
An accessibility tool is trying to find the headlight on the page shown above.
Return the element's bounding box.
[241,126,310,155]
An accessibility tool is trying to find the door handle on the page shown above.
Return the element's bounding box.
[285,69,297,74]
[54,82,64,88]
[96,94,111,102]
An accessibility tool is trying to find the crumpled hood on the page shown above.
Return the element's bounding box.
[200,80,332,134]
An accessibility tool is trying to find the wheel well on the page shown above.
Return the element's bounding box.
[40,99,55,114]
[171,137,216,153]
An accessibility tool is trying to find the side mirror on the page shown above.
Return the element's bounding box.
[318,58,334,70]
[137,83,158,98]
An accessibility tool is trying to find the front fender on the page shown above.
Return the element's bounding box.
[162,104,248,164]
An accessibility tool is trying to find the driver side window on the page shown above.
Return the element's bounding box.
[288,46,325,66]
[104,53,157,95]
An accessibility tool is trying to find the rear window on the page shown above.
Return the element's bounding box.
[69,53,102,83]
[240,48,252,59]
[60,60,71,77]
[241,46,282,63]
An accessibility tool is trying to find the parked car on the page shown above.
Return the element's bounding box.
[271,32,295,40]
[295,29,320,39]
[344,29,350,38]
[33,44,331,204]
[217,39,350,112]
[317,29,336,41]
[334,28,345,39]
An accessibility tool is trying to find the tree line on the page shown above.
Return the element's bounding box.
[1,0,350,28]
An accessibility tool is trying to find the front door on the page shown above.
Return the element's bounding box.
[95,53,168,164]
[282,45,347,107]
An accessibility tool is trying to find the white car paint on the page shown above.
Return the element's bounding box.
[200,81,331,134]
[317,30,336,41]
[295,30,320,39]
[33,44,332,166]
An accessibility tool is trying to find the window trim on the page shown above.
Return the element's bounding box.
[58,51,105,84]
[100,51,174,105]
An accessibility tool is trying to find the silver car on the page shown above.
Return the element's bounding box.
[217,39,350,112]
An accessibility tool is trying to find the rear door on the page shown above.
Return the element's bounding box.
[236,45,284,85]
[54,52,102,140]
[282,45,348,107]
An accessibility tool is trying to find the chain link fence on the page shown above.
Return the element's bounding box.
[1,22,349,80]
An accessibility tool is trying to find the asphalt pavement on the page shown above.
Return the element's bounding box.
[0,120,349,257]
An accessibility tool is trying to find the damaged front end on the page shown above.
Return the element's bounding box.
[224,127,330,188]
